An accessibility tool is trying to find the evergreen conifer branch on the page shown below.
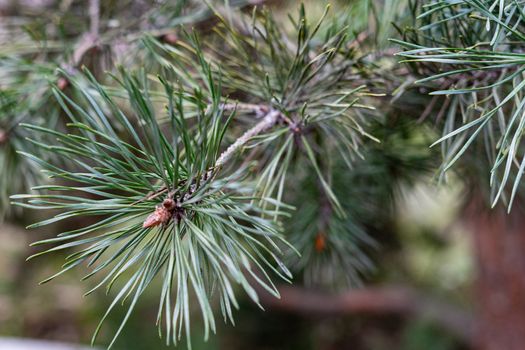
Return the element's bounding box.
[393,0,525,209]
[140,107,287,228]
[144,5,382,214]
[6,3,391,347]
[0,0,259,217]
[13,66,295,348]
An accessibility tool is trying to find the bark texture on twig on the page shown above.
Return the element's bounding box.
[89,0,100,38]
[215,109,282,167]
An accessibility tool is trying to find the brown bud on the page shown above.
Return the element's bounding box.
[163,198,175,210]
[143,205,171,228]
[314,232,326,252]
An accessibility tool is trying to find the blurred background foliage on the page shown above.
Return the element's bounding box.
[0,0,477,349]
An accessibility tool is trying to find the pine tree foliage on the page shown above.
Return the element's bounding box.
[145,4,381,211]
[141,3,389,288]
[6,0,525,348]
[6,0,523,347]
[0,57,62,215]
[393,0,525,209]
[14,65,294,348]
[284,114,437,288]
[0,0,257,217]
[5,1,394,347]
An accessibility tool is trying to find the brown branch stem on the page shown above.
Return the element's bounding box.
[258,284,474,345]
[59,0,101,81]
[220,102,269,114]
[89,0,100,38]
[215,109,282,168]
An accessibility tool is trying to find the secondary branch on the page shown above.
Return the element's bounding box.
[215,109,282,168]
[259,284,474,344]
[89,0,100,38]
[142,108,284,227]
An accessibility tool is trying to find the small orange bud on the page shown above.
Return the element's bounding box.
[314,232,326,252]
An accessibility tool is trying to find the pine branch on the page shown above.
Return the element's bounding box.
[7,3,389,347]
[215,109,283,167]
[258,284,474,344]
[12,65,296,348]
[0,1,261,218]
[142,106,286,227]
[66,0,101,70]
[89,0,100,38]
[392,0,525,210]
